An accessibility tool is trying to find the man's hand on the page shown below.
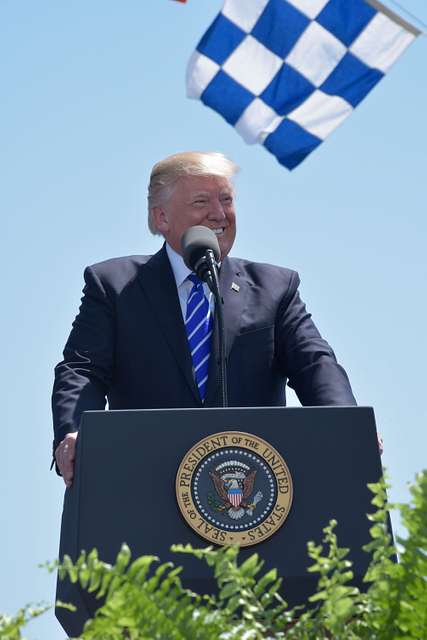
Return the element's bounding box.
[55,432,78,487]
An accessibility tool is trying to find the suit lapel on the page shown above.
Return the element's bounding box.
[204,257,248,405]
[220,257,248,359]
[137,245,201,404]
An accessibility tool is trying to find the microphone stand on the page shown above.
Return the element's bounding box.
[194,250,228,408]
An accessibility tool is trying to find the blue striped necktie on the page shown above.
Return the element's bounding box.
[185,274,213,402]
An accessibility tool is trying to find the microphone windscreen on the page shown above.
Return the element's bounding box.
[181,226,220,271]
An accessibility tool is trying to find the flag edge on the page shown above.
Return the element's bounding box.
[366,0,421,36]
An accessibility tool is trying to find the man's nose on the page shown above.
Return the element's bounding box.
[208,199,226,220]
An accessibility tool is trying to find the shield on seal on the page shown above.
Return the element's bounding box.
[228,487,243,508]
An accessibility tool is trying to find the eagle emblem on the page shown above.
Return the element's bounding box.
[208,460,263,520]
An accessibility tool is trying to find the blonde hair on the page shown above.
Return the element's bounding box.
[147,151,239,235]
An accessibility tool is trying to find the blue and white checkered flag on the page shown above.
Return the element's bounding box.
[187,0,419,169]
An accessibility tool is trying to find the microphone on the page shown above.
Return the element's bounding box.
[181,225,228,408]
[181,225,220,284]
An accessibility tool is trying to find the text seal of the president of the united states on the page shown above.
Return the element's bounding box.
[176,431,293,547]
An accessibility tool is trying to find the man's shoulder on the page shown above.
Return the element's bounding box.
[89,254,152,272]
[85,254,154,291]
[227,256,299,287]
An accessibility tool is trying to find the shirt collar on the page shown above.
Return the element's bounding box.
[166,243,192,288]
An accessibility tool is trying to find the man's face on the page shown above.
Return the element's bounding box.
[152,175,236,259]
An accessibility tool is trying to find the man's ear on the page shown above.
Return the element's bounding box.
[151,206,169,235]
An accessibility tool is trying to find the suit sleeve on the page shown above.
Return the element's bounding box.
[275,271,356,406]
[52,266,115,451]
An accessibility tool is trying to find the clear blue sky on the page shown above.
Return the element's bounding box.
[1,1,426,637]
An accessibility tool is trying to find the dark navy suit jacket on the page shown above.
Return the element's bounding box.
[52,245,356,449]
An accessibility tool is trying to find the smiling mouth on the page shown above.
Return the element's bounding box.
[213,227,225,236]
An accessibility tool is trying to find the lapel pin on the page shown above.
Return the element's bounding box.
[231,282,240,292]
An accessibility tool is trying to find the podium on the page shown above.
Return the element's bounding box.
[56,406,383,636]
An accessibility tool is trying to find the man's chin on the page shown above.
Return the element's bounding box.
[218,239,234,260]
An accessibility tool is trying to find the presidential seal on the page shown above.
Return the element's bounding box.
[176,431,293,547]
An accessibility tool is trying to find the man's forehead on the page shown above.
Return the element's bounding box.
[177,174,233,194]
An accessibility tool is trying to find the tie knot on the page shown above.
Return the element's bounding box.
[188,273,203,288]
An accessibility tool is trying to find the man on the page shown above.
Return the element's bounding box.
[52,151,356,486]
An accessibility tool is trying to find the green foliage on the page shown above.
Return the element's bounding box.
[359,471,427,639]
[54,546,227,640]
[0,604,49,640]
[171,544,297,638]
[2,470,426,640]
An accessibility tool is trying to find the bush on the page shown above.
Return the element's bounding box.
[2,470,426,639]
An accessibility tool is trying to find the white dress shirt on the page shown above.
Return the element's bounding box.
[166,243,215,320]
